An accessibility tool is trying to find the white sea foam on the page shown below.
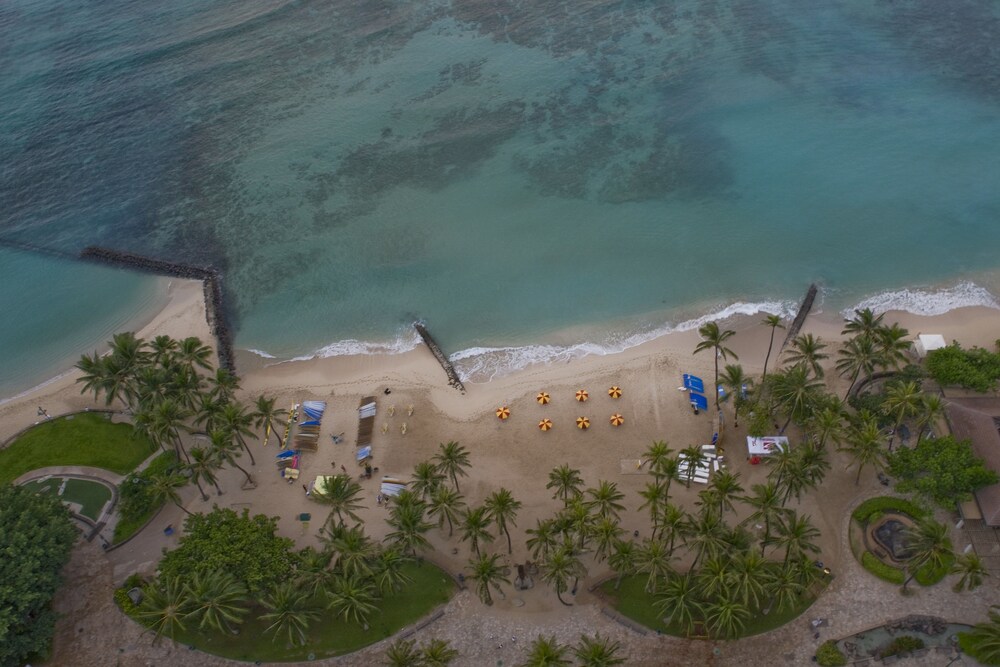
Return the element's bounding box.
[0,368,76,407]
[450,299,798,383]
[249,329,423,364]
[843,281,1000,318]
[245,348,277,359]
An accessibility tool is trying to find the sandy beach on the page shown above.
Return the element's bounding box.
[4,283,1000,666]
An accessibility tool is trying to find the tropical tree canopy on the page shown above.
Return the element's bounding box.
[158,507,295,595]
[887,435,998,508]
[0,485,76,667]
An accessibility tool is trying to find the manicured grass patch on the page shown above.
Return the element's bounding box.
[851,496,928,523]
[113,452,177,543]
[598,574,824,639]
[0,413,155,486]
[861,551,905,584]
[20,477,113,520]
[166,561,454,662]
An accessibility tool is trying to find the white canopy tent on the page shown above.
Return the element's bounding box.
[913,334,946,359]
[746,436,789,456]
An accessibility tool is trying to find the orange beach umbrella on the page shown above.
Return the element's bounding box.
[496,406,511,420]
[536,392,550,405]
[575,389,589,402]
[538,418,553,431]
[576,416,591,430]
[608,386,622,399]
[610,413,624,426]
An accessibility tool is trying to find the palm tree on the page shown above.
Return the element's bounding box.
[808,406,844,450]
[638,481,667,539]
[326,574,378,627]
[218,401,257,466]
[467,553,511,605]
[208,368,240,403]
[718,364,752,427]
[791,443,830,501]
[560,497,595,550]
[432,441,472,492]
[208,429,255,486]
[520,635,571,667]
[592,517,624,564]
[187,446,223,499]
[687,510,728,570]
[768,365,824,432]
[322,523,378,577]
[422,638,459,666]
[547,464,584,504]
[771,512,821,568]
[764,562,804,612]
[148,472,192,516]
[654,573,703,637]
[951,552,989,592]
[253,395,288,447]
[694,322,738,409]
[427,485,466,537]
[839,416,885,485]
[785,333,829,378]
[608,539,637,590]
[572,633,626,667]
[314,474,366,528]
[177,336,214,371]
[875,323,911,370]
[764,445,798,494]
[585,480,626,521]
[136,575,191,643]
[901,518,953,591]
[636,538,674,593]
[703,591,751,639]
[761,314,785,386]
[485,487,522,554]
[75,351,110,404]
[916,393,946,445]
[540,545,586,607]
[679,445,705,488]
[707,470,743,516]
[384,638,422,667]
[696,555,732,601]
[728,550,768,609]
[841,308,884,339]
[960,606,1000,664]
[372,547,413,595]
[411,460,446,500]
[643,441,674,481]
[260,581,320,646]
[882,381,922,451]
[149,335,178,366]
[460,506,494,557]
[184,569,249,633]
[385,495,434,557]
[527,518,560,563]
[836,335,880,399]
[151,397,192,463]
[659,503,688,556]
[194,393,226,434]
[295,547,333,599]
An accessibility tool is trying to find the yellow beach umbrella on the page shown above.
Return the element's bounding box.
[536,392,550,405]
[538,418,553,431]
[608,386,622,399]
[496,406,511,420]
[610,413,624,427]
[575,389,589,402]
[576,416,591,430]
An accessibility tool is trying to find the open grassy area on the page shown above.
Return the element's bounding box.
[0,412,155,486]
[599,573,824,639]
[166,561,455,661]
[21,477,113,520]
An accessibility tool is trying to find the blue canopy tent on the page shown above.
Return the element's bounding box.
[690,392,708,411]
[682,374,705,393]
[275,450,297,460]
[299,420,320,427]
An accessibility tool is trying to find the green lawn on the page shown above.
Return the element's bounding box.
[21,477,113,520]
[599,574,824,639]
[167,561,455,661]
[0,412,155,486]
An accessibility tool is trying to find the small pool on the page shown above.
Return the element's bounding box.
[837,616,972,661]
[21,476,114,521]
[867,511,917,565]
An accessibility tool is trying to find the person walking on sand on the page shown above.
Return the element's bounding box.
[340,465,347,473]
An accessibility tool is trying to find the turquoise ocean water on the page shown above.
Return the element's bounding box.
[2,0,1000,395]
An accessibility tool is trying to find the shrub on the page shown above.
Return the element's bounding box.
[913,551,954,586]
[861,551,905,584]
[113,451,178,542]
[926,344,1000,392]
[848,391,889,421]
[888,436,998,509]
[816,640,847,666]
[880,635,925,658]
[959,631,1000,666]
[851,496,928,523]
[113,587,138,616]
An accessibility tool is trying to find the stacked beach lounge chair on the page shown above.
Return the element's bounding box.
[678,450,711,484]
[295,401,326,452]
[356,397,376,467]
[380,476,407,499]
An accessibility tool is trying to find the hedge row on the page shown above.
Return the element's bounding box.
[861,551,905,584]
[851,496,928,523]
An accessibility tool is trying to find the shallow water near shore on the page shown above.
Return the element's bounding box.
[2,0,1000,395]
